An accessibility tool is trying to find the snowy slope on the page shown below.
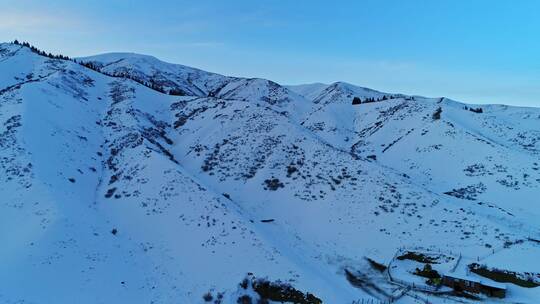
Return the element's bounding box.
[2,42,540,303]
[286,83,330,101]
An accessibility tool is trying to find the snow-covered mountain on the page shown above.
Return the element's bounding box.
[2,42,540,303]
[78,53,312,121]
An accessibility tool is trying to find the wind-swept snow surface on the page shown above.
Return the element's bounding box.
[2,42,540,303]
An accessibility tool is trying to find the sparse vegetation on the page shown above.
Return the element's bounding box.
[432,107,442,120]
[168,88,186,96]
[414,263,442,285]
[203,292,213,302]
[351,95,394,105]
[263,178,284,191]
[286,164,298,176]
[252,278,322,304]
[366,257,387,272]
[105,187,117,198]
[231,275,322,304]
[464,106,484,113]
[469,107,483,113]
[469,263,540,288]
[444,183,486,200]
[397,251,439,264]
[12,40,70,60]
[236,295,252,304]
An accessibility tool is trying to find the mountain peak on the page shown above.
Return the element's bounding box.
[78,52,161,64]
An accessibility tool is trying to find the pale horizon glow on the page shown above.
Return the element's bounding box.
[1,0,539,106]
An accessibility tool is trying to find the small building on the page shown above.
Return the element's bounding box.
[442,273,506,298]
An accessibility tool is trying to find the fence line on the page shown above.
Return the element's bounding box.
[449,253,462,273]
[384,246,465,304]
[351,299,392,304]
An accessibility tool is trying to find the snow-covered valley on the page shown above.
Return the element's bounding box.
[1,41,540,303]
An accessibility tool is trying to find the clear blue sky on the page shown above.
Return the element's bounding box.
[2,0,539,106]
